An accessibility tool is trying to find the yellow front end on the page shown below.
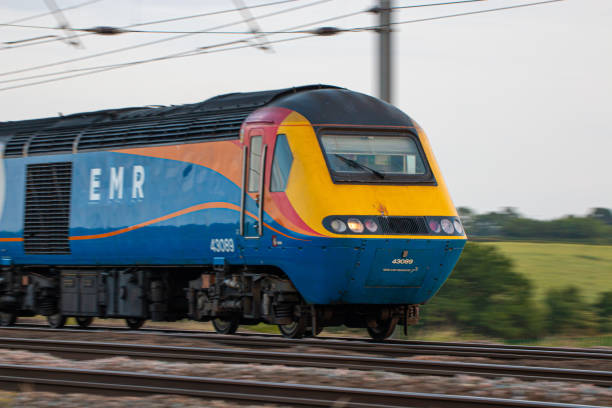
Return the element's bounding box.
[279,111,463,239]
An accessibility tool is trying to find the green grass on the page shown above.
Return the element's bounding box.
[399,326,612,347]
[484,242,612,302]
[0,392,14,408]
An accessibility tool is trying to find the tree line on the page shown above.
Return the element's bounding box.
[415,243,612,340]
[458,207,612,244]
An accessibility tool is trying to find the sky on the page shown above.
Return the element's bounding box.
[0,0,610,220]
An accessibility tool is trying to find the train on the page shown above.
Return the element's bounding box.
[0,85,466,340]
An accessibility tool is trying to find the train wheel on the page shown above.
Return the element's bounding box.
[366,316,399,341]
[76,317,94,329]
[0,312,17,326]
[47,313,67,329]
[212,317,239,334]
[278,317,307,339]
[304,325,323,338]
[125,318,145,329]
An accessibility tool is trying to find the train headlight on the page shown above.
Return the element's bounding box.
[347,218,364,233]
[453,219,464,234]
[441,218,454,234]
[330,219,347,233]
[428,219,441,233]
[364,219,378,233]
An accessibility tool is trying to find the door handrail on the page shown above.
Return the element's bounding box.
[257,144,268,237]
[239,145,248,236]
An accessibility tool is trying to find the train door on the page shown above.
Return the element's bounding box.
[241,128,268,239]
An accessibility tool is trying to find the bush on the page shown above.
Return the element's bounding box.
[420,242,543,339]
[594,291,612,333]
[544,286,598,334]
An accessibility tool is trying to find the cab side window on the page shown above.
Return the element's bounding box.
[248,136,262,192]
[270,134,293,192]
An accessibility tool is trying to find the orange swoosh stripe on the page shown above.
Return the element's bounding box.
[262,223,309,241]
[69,202,310,241]
[0,237,23,242]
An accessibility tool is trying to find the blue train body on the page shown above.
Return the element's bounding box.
[0,86,466,339]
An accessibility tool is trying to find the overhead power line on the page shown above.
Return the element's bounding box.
[0,0,330,78]
[1,0,490,36]
[1,0,103,26]
[1,0,301,50]
[388,0,565,29]
[0,0,566,93]
[0,1,363,87]
[0,33,317,92]
[0,2,370,87]
[390,0,486,9]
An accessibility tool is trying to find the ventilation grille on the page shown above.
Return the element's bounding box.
[2,85,340,156]
[377,216,429,235]
[77,108,252,151]
[4,132,33,157]
[28,128,78,155]
[24,162,72,254]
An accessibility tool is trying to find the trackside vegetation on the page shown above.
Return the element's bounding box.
[458,207,612,244]
[416,241,612,340]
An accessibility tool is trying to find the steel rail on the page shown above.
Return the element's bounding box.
[5,323,612,360]
[0,364,602,408]
[0,337,609,386]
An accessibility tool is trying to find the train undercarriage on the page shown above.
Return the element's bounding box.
[0,265,419,340]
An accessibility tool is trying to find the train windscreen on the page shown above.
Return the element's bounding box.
[319,132,434,184]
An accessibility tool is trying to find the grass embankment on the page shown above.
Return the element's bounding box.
[484,242,612,302]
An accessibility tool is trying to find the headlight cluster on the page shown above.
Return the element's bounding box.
[426,216,464,236]
[323,215,465,236]
[328,217,380,234]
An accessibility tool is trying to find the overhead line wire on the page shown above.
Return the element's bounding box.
[0,34,317,92]
[390,0,486,9]
[0,0,329,78]
[0,0,489,35]
[1,0,103,26]
[0,1,368,86]
[0,0,367,90]
[380,0,565,30]
[0,0,566,92]
[1,0,300,50]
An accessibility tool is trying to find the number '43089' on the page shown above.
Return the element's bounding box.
[210,238,235,253]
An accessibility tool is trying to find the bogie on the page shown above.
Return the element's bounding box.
[47,313,67,329]
[76,317,94,328]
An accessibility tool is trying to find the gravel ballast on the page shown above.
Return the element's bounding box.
[0,349,609,406]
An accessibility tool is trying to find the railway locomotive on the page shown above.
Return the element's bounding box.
[0,85,466,340]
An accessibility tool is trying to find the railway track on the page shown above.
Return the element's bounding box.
[5,323,612,361]
[0,337,610,386]
[0,363,603,408]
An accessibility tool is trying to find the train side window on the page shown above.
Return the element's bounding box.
[270,134,293,192]
[248,136,262,192]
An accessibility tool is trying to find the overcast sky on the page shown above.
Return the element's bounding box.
[1,0,610,219]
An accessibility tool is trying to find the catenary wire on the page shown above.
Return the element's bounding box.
[0,34,316,92]
[0,2,366,86]
[391,0,486,9]
[0,0,330,78]
[0,0,489,34]
[1,0,301,50]
[0,0,566,92]
[366,0,566,31]
[1,0,103,26]
[0,2,369,86]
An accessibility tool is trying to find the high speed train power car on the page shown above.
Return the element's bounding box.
[0,85,466,340]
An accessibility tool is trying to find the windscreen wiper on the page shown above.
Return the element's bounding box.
[334,154,385,179]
